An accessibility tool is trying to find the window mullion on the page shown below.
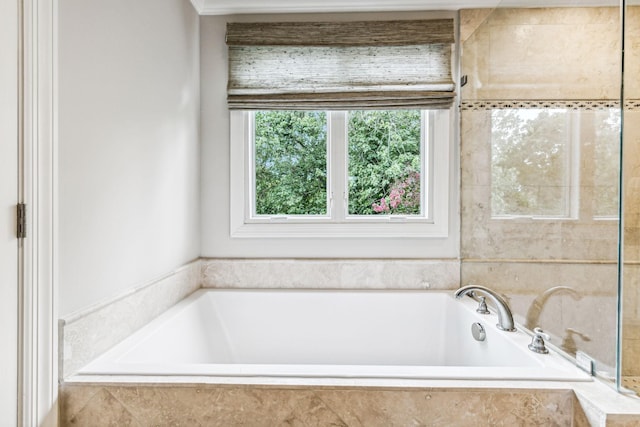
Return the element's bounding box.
[247,111,256,219]
[423,110,432,220]
[329,111,347,221]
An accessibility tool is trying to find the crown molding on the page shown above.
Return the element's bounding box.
[197,0,495,15]
[191,0,620,15]
[189,0,205,14]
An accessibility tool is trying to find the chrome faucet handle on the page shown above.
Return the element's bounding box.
[476,296,490,314]
[528,327,550,354]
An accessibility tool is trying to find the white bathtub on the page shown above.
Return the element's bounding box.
[78,289,591,381]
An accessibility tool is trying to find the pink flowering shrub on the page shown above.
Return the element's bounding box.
[371,171,421,214]
[372,197,389,213]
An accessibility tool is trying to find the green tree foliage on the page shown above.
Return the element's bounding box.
[254,110,422,216]
[348,110,422,215]
[254,111,327,215]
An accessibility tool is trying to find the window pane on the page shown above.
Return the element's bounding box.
[254,111,327,215]
[491,109,570,217]
[348,110,422,215]
[593,109,620,217]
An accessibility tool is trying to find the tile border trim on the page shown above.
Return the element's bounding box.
[460,99,639,111]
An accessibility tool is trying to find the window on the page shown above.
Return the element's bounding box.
[230,109,451,238]
[490,108,619,220]
[253,111,328,216]
[348,110,423,216]
[226,19,455,242]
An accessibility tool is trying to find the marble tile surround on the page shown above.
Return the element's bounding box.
[459,104,621,370]
[460,109,620,262]
[60,260,201,378]
[623,111,640,378]
[60,383,581,426]
[456,6,640,391]
[201,258,460,290]
[460,7,622,101]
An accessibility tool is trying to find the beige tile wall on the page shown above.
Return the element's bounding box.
[622,0,640,365]
[625,8,640,100]
[623,109,640,375]
[460,109,620,262]
[460,7,621,101]
[460,7,623,374]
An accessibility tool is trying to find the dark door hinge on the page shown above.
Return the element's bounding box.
[17,203,26,239]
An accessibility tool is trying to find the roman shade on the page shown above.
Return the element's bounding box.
[226,20,455,110]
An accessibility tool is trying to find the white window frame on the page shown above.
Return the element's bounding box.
[230,109,451,238]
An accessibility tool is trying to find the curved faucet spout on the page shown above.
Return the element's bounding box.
[455,285,516,332]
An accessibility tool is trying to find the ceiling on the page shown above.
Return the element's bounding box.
[189,0,619,15]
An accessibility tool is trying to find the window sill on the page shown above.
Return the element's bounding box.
[230,221,448,239]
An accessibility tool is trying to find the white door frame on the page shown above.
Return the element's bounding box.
[1,0,20,424]
[20,0,58,425]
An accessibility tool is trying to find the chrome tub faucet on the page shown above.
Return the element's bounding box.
[455,285,516,332]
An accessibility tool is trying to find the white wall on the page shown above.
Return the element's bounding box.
[200,11,460,258]
[59,0,200,316]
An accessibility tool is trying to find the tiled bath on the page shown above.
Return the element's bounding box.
[59,258,640,426]
[60,383,584,426]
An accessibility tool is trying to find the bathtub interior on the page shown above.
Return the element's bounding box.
[78,289,592,381]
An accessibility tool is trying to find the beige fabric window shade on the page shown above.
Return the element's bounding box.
[226,20,455,110]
